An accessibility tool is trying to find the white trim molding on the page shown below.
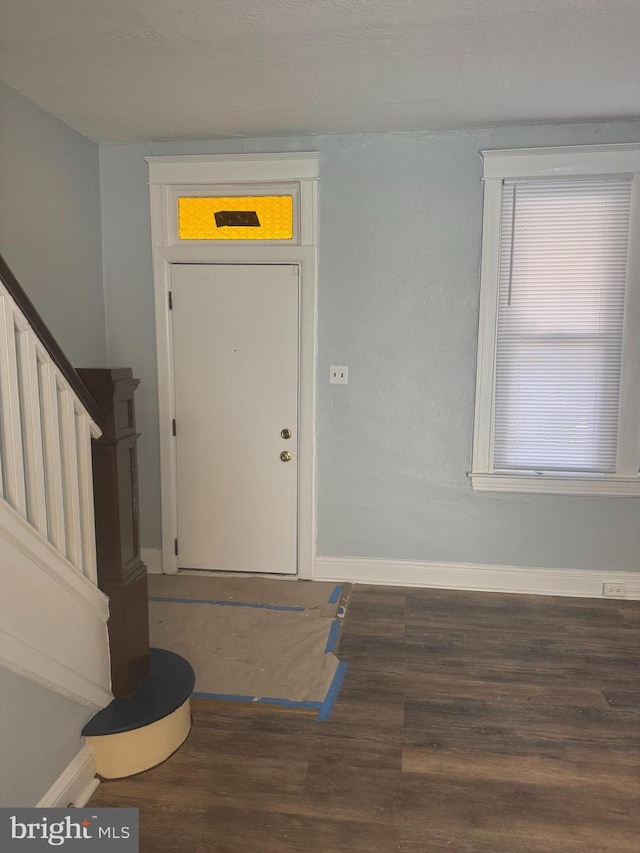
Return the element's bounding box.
[37,744,99,808]
[481,143,640,180]
[146,153,319,185]
[314,556,640,600]
[147,154,318,579]
[0,499,112,707]
[469,473,640,496]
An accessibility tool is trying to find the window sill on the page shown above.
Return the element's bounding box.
[468,472,640,496]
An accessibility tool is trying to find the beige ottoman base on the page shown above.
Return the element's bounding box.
[87,698,191,779]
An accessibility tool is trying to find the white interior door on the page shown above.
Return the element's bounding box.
[171,264,299,573]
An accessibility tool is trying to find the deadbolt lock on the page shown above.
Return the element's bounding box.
[281,428,292,439]
[280,451,292,462]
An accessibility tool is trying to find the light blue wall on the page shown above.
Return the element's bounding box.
[0,82,106,365]
[0,668,95,807]
[100,122,640,570]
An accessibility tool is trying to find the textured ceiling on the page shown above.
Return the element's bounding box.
[0,0,639,143]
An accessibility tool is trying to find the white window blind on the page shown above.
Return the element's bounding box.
[493,176,632,474]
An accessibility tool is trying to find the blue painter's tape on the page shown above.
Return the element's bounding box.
[192,691,322,711]
[148,596,305,612]
[328,584,343,604]
[316,661,349,722]
[324,619,341,654]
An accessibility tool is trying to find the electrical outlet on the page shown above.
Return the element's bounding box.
[330,365,348,385]
[603,582,625,597]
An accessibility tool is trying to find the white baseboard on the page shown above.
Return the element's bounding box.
[142,548,163,574]
[37,744,99,808]
[137,547,640,599]
[314,556,640,600]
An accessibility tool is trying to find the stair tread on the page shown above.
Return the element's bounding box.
[82,648,195,736]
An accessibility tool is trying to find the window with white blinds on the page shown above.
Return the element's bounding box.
[494,177,631,473]
[471,144,640,496]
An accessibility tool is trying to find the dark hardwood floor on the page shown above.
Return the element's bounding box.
[89,585,640,852]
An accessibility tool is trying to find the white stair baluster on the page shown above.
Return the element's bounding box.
[76,409,98,583]
[59,387,83,569]
[39,363,67,554]
[17,329,48,536]
[0,295,27,515]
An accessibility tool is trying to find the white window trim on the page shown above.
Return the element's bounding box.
[470,144,640,497]
[146,153,320,184]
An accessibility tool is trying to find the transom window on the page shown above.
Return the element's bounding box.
[178,195,294,240]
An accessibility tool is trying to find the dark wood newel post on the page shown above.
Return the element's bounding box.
[77,367,150,698]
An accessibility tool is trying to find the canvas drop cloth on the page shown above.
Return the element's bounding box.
[147,576,348,704]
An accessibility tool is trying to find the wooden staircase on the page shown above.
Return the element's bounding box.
[0,252,194,789]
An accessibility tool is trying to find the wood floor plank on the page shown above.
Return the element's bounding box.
[342,617,406,638]
[195,807,401,853]
[343,666,611,708]
[396,774,639,852]
[188,722,403,771]
[326,687,404,727]
[601,688,640,709]
[339,637,639,689]
[402,747,640,795]
[618,602,640,626]
[403,696,640,756]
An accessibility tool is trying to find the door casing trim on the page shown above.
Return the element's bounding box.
[147,155,319,578]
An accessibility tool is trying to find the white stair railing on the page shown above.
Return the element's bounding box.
[0,279,101,583]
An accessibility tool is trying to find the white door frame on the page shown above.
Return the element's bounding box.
[146,154,319,578]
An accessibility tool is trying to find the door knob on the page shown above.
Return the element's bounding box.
[281,428,292,439]
[280,451,292,462]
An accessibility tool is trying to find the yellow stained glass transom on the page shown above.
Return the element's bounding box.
[178,196,294,240]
